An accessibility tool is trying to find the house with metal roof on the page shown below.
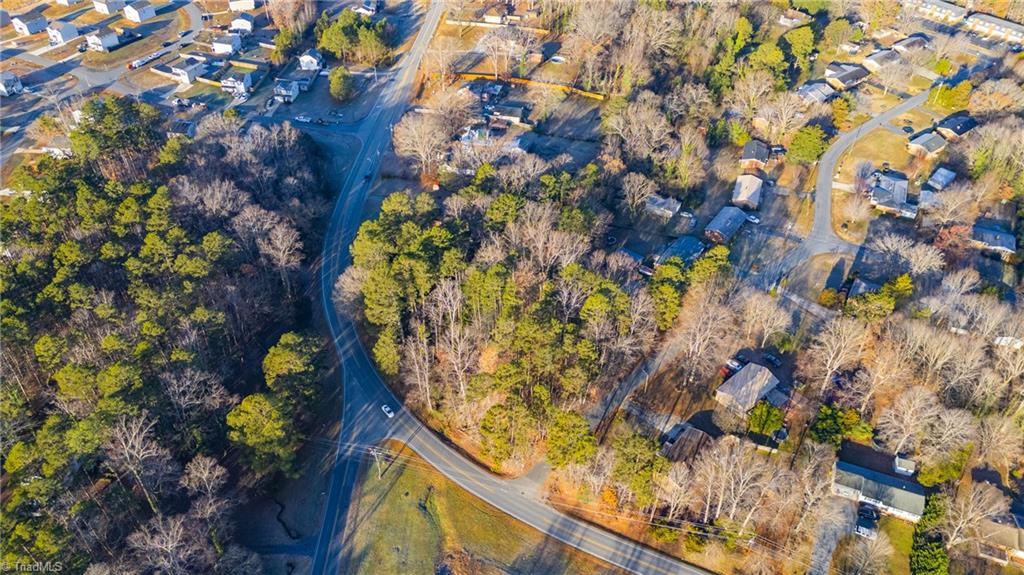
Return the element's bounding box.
[704,206,746,244]
[715,363,779,415]
[796,81,836,106]
[832,461,927,522]
[658,236,705,264]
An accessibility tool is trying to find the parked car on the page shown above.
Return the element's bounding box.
[746,214,761,224]
[858,503,880,521]
[726,358,744,371]
[381,404,395,418]
[735,353,750,364]
[764,353,782,368]
[293,115,312,123]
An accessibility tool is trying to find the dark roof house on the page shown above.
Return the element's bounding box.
[935,114,977,141]
[740,139,770,168]
[704,206,746,244]
[908,131,947,157]
[832,461,927,522]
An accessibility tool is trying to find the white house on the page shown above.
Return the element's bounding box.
[169,57,204,84]
[86,27,119,52]
[274,79,300,103]
[230,13,254,34]
[220,69,253,93]
[298,48,323,71]
[123,0,155,23]
[644,194,681,220]
[228,0,256,11]
[907,0,967,24]
[93,0,126,15]
[0,72,24,97]
[46,21,79,45]
[56,0,85,6]
[212,34,241,55]
[12,14,48,36]
[862,49,900,72]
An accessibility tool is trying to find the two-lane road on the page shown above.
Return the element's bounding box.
[312,3,714,575]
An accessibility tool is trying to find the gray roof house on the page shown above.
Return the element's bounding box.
[908,0,967,23]
[832,461,927,522]
[124,0,156,23]
[965,13,1024,45]
[796,81,836,105]
[935,114,977,141]
[731,174,764,210]
[926,166,957,191]
[892,35,929,54]
[0,71,24,97]
[868,170,916,219]
[740,139,770,169]
[825,64,869,91]
[86,27,119,52]
[658,235,705,264]
[971,224,1017,258]
[93,0,126,14]
[907,130,947,157]
[12,14,48,36]
[644,194,681,220]
[715,363,779,414]
[704,206,746,244]
[863,49,901,72]
[47,21,79,45]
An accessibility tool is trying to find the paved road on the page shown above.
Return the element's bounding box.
[311,3,713,575]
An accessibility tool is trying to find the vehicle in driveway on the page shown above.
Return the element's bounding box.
[764,353,782,368]
[293,115,312,123]
[746,214,760,224]
[381,404,395,418]
[726,358,744,371]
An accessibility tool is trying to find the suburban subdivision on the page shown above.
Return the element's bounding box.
[2,0,1023,574]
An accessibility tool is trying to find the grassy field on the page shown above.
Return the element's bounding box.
[344,442,625,575]
[891,108,939,134]
[835,128,913,185]
[879,516,914,575]
[82,7,185,69]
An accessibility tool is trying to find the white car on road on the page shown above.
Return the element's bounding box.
[294,115,312,123]
[381,404,395,419]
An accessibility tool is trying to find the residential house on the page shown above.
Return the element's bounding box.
[169,58,204,84]
[796,81,836,106]
[488,104,528,125]
[838,41,862,55]
[965,13,1024,45]
[212,34,241,55]
[867,170,917,218]
[86,27,119,51]
[482,4,505,23]
[935,114,977,141]
[93,0,125,15]
[658,236,705,265]
[777,8,809,27]
[731,174,764,210]
[220,69,253,93]
[124,0,155,23]
[862,49,900,72]
[274,79,300,103]
[892,35,929,55]
[12,14,48,36]
[0,72,24,97]
[46,21,78,45]
[848,278,881,299]
[230,13,254,34]
[644,194,681,220]
[832,461,926,522]
[974,516,1024,566]
[715,363,780,415]
[704,206,747,244]
[298,48,323,71]
[0,10,9,28]
[825,63,869,91]
[167,119,196,139]
[907,130,947,158]
[907,0,967,23]
[56,0,85,6]
[353,0,382,16]
[228,0,256,11]
[971,224,1017,259]
[740,139,770,170]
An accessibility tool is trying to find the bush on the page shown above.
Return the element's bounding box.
[809,404,873,447]
[747,400,784,437]
[917,444,971,487]
[910,495,949,575]
[650,523,680,544]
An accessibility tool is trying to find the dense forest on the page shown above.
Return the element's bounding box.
[1,97,326,573]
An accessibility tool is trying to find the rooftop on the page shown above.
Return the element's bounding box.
[741,139,770,163]
[834,461,927,517]
[716,363,778,413]
[936,113,977,136]
[909,131,947,154]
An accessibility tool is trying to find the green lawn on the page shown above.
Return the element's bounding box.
[880,516,914,575]
[344,442,624,575]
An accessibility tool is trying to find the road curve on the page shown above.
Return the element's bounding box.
[312,3,712,575]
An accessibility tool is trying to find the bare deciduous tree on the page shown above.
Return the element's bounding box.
[664,82,715,125]
[839,531,893,575]
[128,514,206,575]
[876,386,942,455]
[801,317,867,394]
[621,172,657,220]
[727,71,774,123]
[401,319,434,407]
[257,222,303,292]
[105,412,179,513]
[393,112,449,176]
[969,78,1024,118]
[941,482,1009,550]
[736,289,790,348]
[605,91,673,161]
